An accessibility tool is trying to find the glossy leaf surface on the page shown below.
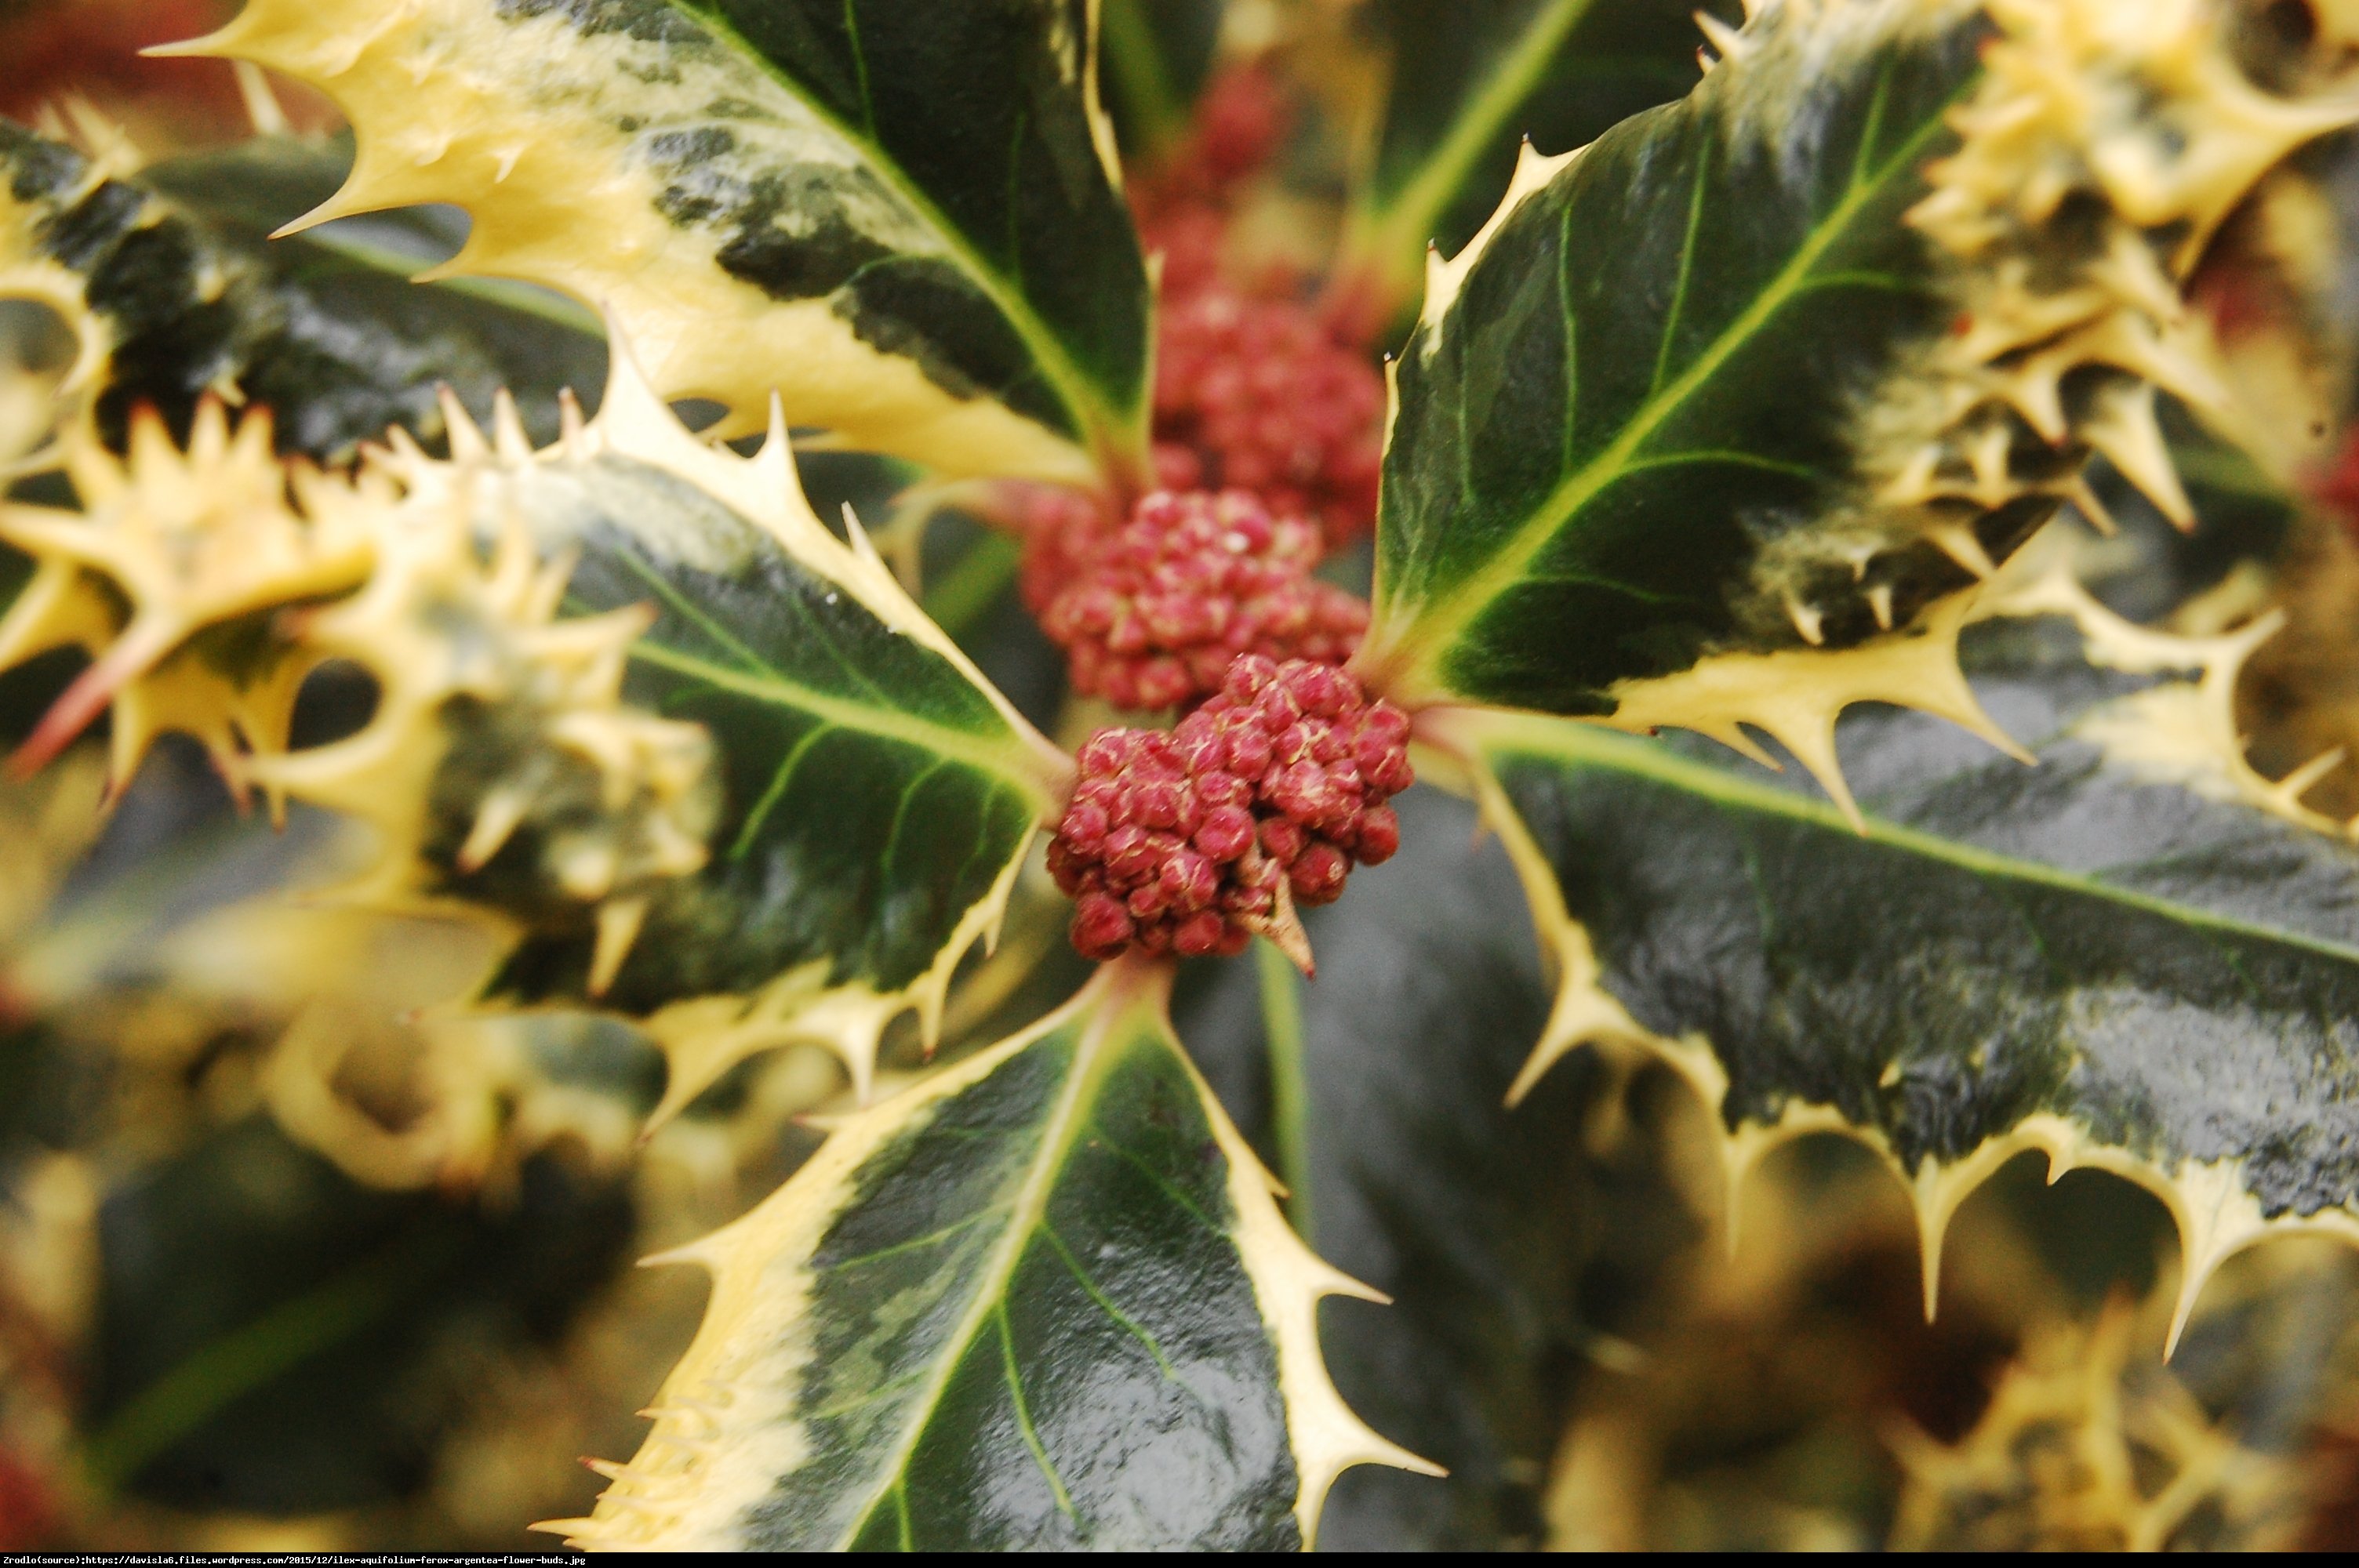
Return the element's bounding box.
[185,0,1152,484]
[488,450,1056,1030]
[562,967,1401,1550]
[1447,595,2359,1305]
[1172,784,1691,1548]
[1360,2,1990,712]
[1338,0,1730,318]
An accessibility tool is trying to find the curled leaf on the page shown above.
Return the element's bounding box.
[0,331,1070,1115]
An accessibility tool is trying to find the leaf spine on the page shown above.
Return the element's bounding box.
[1734,0,2354,695]
[1434,563,2359,1364]
[162,0,1109,484]
[370,324,1064,1114]
[1176,987,1441,1544]
[1580,586,2031,829]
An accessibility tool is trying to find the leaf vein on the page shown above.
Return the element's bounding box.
[1041,1224,1180,1381]
[997,1304,1078,1520]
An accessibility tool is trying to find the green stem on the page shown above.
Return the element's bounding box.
[1254,937,1313,1238]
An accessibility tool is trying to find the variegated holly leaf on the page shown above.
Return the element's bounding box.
[0,329,1069,1118]
[1427,561,2359,1351]
[1356,0,2357,814]
[547,963,1430,1551]
[1169,784,1685,1548]
[373,350,1070,1116]
[0,120,603,469]
[171,0,1154,488]
[2077,396,2295,626]
[1333,0,1731,323]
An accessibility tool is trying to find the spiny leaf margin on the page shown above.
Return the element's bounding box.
[0,332,1069,1114]
[376,342,1071,1111]
[1424,554,2359,1353]
[1358,0,2359,808]
[546,960,1433,1551]
[165,0,1154,487]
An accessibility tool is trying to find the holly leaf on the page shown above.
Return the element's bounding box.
[548,964,1430,1551]
[1355,0,2355,812]
[1357,1,1986,717]
[1,121,604,467]
[1334,0,1731,323]
[174,0,1153,487]
[0,334,1068,1118]
[369,354,1070,1116]
[1429,564,2359,1351]
[1169,784,1688,1549]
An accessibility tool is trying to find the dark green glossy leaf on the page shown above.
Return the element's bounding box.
[1171,784,1697,1548]
[194,0,1151,484]
[1360,2,2002,712]
[445,426,1061,1112]
[1448,599,2359,1305]
[1336,0,1732,319]
[561,967,1401,1550]
[0,122,605,463]
[88,1116,633,1509]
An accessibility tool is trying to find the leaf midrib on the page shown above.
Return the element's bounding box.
[1485,721,2359,971]
[681,0,1143,458]
[834,997,1136,1547]
[1380,67,1974,681]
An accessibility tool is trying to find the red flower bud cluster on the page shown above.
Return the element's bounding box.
[1049,655,1412,963]
[1152,286,1386,549]
[1038,489,1368,711]
[1009,481,1117,619]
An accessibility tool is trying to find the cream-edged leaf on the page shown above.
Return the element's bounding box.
[377,345,1071,1112]
[1358,0,2359,794]
[1427,567,2359,1351]
[0,335,1069,1115]
[549,960,1432,1552]
[0,120,604,471]
[167,0,1153,486]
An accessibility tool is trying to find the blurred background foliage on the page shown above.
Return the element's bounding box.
[6,0,2359,1552]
